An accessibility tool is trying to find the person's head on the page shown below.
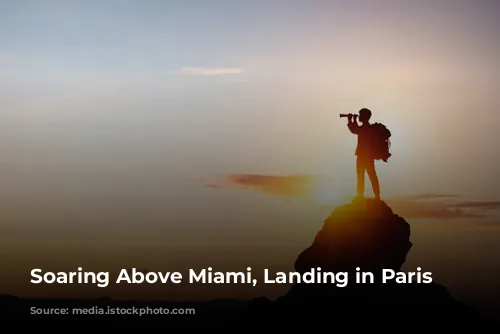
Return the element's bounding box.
[359,108,372,123]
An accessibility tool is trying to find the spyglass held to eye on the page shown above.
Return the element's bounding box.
[339,113,358,118]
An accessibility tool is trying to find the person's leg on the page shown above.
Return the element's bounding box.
[366,159,380,198]
[356,156,365,197]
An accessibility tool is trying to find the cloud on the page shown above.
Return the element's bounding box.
[186,174,319,197]
[394,194,459,200]
[205,184,224,189]
[385,198,500,220]
[447,201,500,210]
[385,196,487,220]
[425,221,500,231]
[177,67,244,76]
[187,174,500,221]
[224,174,319,197]
[185,177,205,183]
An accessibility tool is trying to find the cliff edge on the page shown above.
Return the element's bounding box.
[249,198,481,327]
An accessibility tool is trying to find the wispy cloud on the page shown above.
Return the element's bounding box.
[448,201,500,210]
[187,174,318,197]
[177,67,244,76]
[225,174,319,197]
[386,197,500,220]
[394,194,459,200]
[425,221,500,231]
[187,174,500,223]
[385,196,486,220]
[186,177,205,183]
[205,184,224,189]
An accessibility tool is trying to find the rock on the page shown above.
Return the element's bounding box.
[253,198,483,327]
[295,198,411,275]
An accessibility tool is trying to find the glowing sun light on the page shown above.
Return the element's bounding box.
[311,181,345,205]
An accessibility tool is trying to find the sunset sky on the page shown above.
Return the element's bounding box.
[1,0,499,313]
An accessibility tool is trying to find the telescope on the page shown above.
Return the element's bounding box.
[339,113,358,118]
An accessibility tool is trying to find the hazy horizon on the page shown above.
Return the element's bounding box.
[1,0,499,316]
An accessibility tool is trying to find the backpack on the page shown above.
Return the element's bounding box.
[370,123,392,162]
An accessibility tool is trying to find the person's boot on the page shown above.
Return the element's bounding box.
[353,193,364,202]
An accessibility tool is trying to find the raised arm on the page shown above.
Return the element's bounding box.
[347,115,360,134]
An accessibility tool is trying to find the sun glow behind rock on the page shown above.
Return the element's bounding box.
[310,179,349,206]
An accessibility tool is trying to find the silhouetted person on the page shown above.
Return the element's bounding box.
[347,108,380,200]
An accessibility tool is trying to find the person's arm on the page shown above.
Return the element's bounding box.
[347,115,359,134]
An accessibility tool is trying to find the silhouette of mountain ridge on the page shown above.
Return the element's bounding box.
[1,199,490,328]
